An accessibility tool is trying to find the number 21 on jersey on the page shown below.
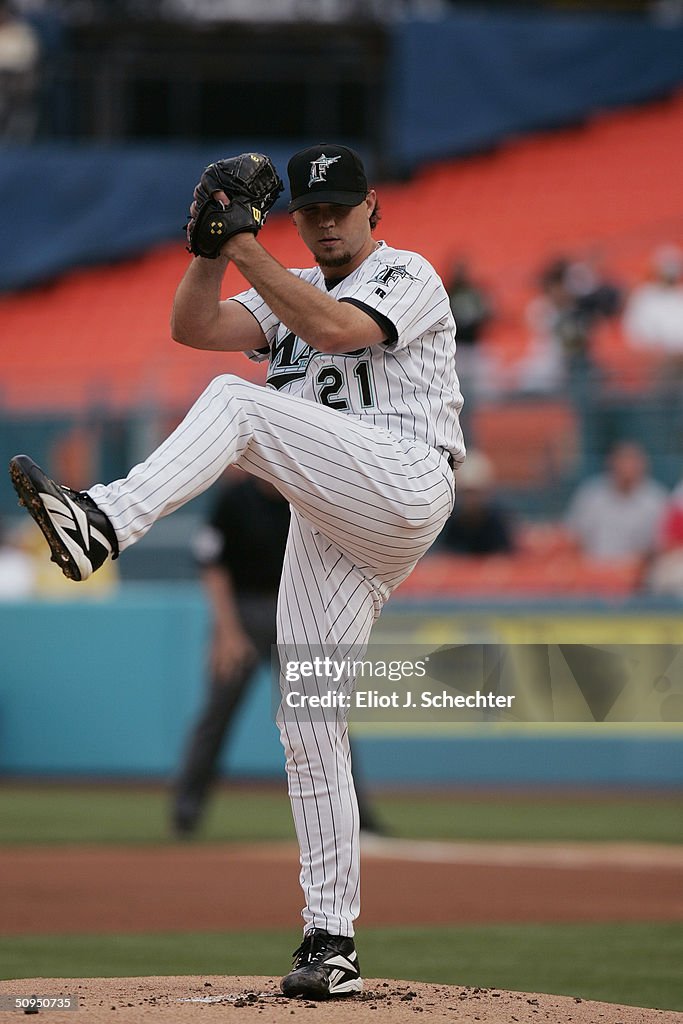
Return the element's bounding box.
[316,359,376,411]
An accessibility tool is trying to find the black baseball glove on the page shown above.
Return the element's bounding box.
[186,152,284,259]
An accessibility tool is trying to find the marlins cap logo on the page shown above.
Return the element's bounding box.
[308,154,341,187]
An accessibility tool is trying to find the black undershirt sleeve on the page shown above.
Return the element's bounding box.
[339,297,398,345]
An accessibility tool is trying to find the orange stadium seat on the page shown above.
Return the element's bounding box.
[396,551,641,599]
[470,400,579,486]
[1,91,682,413]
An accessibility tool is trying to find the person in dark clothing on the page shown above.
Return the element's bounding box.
[445,259,498,413]
[438,451,514,556]
[446,259,492,348]
[172,472,382,837]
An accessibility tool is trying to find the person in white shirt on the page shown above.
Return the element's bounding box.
[564,441,668,562]
[624,245,683,356]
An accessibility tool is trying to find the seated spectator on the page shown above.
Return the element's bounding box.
[437,450,515,556]
[565,250,622,323]
[0,2,40,140]
[645,480,683,597]
[563,441,668,562]
[517,254,621,394]
[446,258,500,402]
[447,259,492,347]
[623,245,683,382]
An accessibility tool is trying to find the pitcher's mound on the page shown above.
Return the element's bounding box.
[0,977,678,1023]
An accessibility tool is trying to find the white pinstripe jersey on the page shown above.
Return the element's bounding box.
[232,241,465,465]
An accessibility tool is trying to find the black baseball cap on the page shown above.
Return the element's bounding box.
[287,144,368,212]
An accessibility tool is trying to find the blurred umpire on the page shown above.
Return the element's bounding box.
[172,471,382,837]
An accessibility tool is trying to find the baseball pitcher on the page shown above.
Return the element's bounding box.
[9,144,464,999]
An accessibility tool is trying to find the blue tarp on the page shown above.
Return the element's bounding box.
[389,8,683,167]
[0,139,377,293]
[0,142,301,293]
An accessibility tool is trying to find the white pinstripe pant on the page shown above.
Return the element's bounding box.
[89,374,455,937]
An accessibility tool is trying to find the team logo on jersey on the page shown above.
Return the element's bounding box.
[370,264,418,287]
[266,329,313,390]
[308,153,341,186]
[370,263,418,299]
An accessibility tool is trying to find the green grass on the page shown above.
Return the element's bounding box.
[2,924,682,1011]
[0,785,294,845]
[0,784,681,844]
[378,791,683,844]
[2,786,681,1010]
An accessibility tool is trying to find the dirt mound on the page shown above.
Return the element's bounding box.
[0,977,679,1023]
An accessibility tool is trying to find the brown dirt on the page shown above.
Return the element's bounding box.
[1,977,681,1024]
[1,840,682,936]
[2,840,682,1021]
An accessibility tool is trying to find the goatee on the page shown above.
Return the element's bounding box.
[316,251,352,268]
